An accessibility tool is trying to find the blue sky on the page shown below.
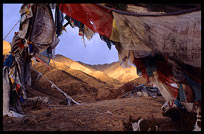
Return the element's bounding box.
[3,4,119,65]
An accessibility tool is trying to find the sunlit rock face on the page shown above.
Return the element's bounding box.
[3,40,11,56]
[94,62,138,83]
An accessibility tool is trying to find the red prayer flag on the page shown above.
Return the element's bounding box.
[59,4,113,38]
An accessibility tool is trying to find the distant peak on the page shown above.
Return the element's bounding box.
[54,54,72,60]
[54,54,66,57]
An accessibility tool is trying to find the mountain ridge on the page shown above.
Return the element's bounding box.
[53,54,138,84]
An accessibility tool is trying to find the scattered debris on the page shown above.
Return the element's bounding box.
[123,115,160,131]
[7,110,24,118]
[193,122,201,131]
[22,96,51,106]
[106,111,113,114]
[122,84,161,98]
[132,118,143,131]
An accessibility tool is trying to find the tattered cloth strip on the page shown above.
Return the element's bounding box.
[3,55,14,68]
[151,73,176,102]
[100,35,112,50]
[48,79,81,105]
[50,35,60,49]
[109,18,120,42]
[7,111,24,118]
[3,66,25,117]
[59,4,113,39]
[29,4,55,53]
[3,36,30,115]
[184,74,201,102]
[3,67,11,116]
[36,35,60,65]
[10,33,32,96]
[84,25,95,40]
[113,9,201,68]
[55,4,64,37]
[18,4,34,39]
[117,49,135,68]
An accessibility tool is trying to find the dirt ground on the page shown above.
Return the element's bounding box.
[4,94,178,131]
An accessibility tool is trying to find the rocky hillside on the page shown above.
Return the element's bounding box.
[79,59,139,83]
[53,55,121,86]
[30,54,142,102]
[53,54,139,85]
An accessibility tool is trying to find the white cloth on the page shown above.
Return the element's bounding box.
[7,110,24,118]
[3,67,10,116]
[132,119,143,131]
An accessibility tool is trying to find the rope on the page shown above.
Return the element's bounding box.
[3,19,20,40]
[47,79,81,105]
[96,4,201,17]
[35,70,81,106]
